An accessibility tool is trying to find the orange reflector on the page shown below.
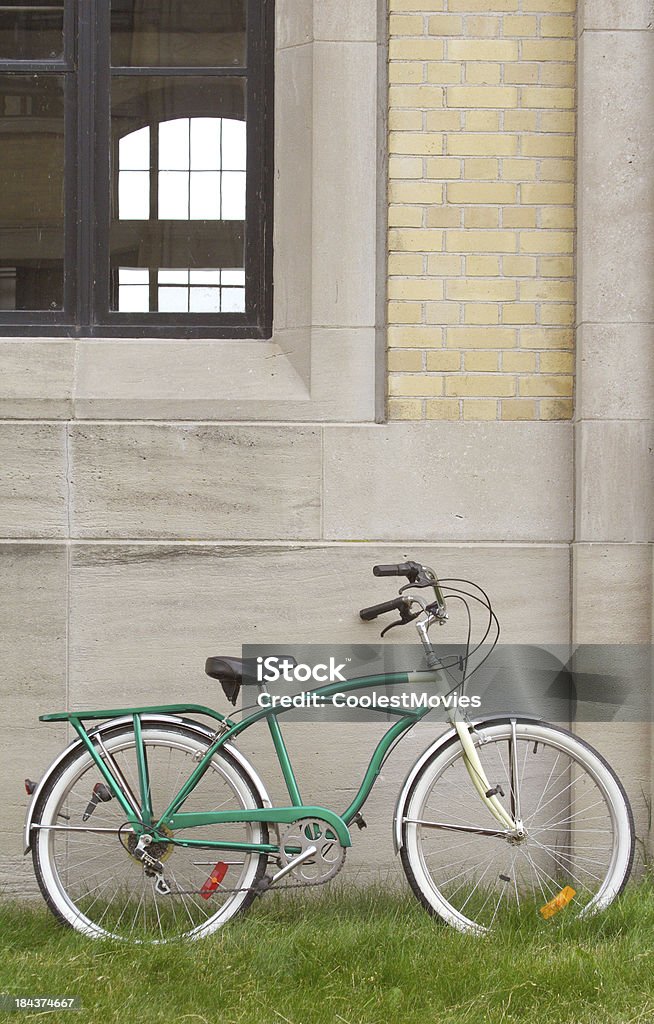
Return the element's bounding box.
[200,861,229,900]
[540,885,576,919]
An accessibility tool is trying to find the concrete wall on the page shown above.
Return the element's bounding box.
[0,0,652,896]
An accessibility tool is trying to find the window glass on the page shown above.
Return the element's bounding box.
[0,1,64,60]
[110,75,246,314]
[110,0,246,68]
[0,75,64,310]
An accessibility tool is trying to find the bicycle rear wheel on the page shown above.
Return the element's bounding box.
[399,719,634,933]
[32,723,268,942]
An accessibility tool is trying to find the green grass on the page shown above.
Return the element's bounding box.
[2,883,654,1024]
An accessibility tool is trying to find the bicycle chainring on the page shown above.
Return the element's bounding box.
[279,817,346,884]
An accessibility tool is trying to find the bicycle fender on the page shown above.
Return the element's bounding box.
[24,714,272,854]
[392,714,546,853]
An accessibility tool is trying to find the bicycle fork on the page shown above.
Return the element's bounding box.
[450,713,523,836]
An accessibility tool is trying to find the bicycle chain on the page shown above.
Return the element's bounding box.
[168,848,347,896]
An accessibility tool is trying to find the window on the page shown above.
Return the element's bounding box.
[0,1,274,338]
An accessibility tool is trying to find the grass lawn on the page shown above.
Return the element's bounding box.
[1,883,653,1024]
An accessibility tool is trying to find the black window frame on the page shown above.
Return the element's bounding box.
[0,0,274,339]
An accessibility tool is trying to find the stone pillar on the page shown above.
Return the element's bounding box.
[574,0,654,848]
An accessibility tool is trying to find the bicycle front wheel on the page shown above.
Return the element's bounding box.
[32,723,269,942]
[400,719,634,933]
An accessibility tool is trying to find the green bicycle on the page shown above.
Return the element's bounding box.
[24,561,634,941]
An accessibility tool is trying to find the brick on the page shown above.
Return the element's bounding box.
[388,398,423,419]
[447,87,518,109]
[539,256,573,277]
[446,230,516,252]
[446,327,516,349]
[540,64,576,87]
[389,14,424,34]
[426,14,463,35]
[521,87,574,110]
[389,85,444,108]
[539,304,575,325]
[427,63,464,85]
[503,64,538,85]
[466,16,501,36]
[540,398,573,419]
[390,0,447,8]
[464,351,499,371]
[447,278,517,301]
[503,15,538,35]
[463,399,498,420]
[501,399,537,420]
[464,304,500,325]
[389,181,443,204]
[521,183,574,205]
[465,111,500,132]
[522,0,575,9]
[521,328,572,350]
[521,40,575,63]
[540,111,575,133]
[540,207,575,229]
[447,40,519,62]
[425,157,462,179]
[388,300,423,323]
[502,159,538,180]
[389,109,423,132]
[541,15,575,37]
[390,132,443,156]
[463,158,499,178]
[520,279,574,302]
[425,207,462,227]
[502,303,537,324]
[389,374,443,397]
[466,255,500,276]
[388,253,424,275]
[502,351,537,372]
[388,205,423,227]
[540,351,574,373]
[424,301,461,324]
[502,208,537,228]
[448,0,518,10]
[389,39,445,61]
[447,182,517,204]
[447,134,517,156]
[426,350,461,371]
[425,399,460,420]
[425,110,462,131]
[464,208,500,228]
[426,254,462,275]
[389,63,425,85]
[503,255,537,276]
[503,110,538,131]
[389,228,444,252]
[388,326,442,348]
[519,231,573,253]
[539,158,575,182]
[445,374,516,397]
[388,279,445,300]
[521,135,574,157]
[465,64,502,86]
[519,374,573,397]
[388,156,423,179]
[388,349,423,372]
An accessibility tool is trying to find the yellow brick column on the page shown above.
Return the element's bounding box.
[387,0,576,421]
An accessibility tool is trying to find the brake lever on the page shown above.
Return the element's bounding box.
[380,607,421,638]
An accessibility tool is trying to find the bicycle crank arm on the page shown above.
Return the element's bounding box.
[270,844,317,885]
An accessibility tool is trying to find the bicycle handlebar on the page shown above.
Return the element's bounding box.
[372,563,417,578]
[359,596,408,621]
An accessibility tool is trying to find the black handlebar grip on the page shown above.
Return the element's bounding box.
[373,563,409,577]
[359,597,406,621]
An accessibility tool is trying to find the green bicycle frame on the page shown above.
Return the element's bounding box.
[41,668,452,855]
